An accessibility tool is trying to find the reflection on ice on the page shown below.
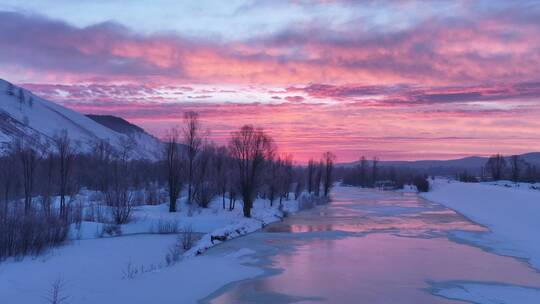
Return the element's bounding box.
[206,187,540,304]
[266,188,485,235]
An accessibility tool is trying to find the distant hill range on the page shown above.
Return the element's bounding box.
[339,153,540,175]
[0,78,161,160]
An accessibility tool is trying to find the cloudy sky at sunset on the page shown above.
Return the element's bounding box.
[1,0,540,162]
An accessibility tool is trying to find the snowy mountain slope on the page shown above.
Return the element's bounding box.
[86,114,163,159]
[0,79,160,160]
[86,114,146,135]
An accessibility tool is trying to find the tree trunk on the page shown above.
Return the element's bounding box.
[169,194,177,212]
[222,192,226,209]
[242,198,252,217]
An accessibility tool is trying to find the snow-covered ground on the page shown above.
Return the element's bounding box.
[422,179,540,303]
[422,179,540,270]
[0,192,300,304]
[432,281,540,304]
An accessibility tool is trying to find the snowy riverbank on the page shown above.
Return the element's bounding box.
[0,193,301,304]
[422,179,540,303]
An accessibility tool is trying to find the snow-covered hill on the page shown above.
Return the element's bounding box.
[0,79,161,160]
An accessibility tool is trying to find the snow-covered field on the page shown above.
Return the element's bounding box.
[0,193,300,304]
[422,179,540,304]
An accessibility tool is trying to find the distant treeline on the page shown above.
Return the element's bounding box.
[336,156,430,192]
[459,154,540,183]
[0,111,337,219]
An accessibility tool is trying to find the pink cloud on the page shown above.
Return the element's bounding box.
[2,10,540,86]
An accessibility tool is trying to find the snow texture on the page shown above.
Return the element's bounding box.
[0,191,300,304]
[421,179,540,271]
[422,179,540,303]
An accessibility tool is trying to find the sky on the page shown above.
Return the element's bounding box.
[1,0,540,162]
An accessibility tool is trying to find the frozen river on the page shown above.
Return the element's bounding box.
[203,186,540,303]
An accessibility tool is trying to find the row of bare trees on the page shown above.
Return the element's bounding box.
[163,113,335,218]
[1,111,338,243]
[0,131,77,219]
[484,154,538,182]
[304,152,336,197]
[339,155,431,190]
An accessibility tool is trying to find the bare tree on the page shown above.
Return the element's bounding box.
[41,150,55,217]
[183,111,203,205]
[164,128,183,212]
[486,154,506,181]
[45,278,69,304]
[510,155,521,182]
[228,125,274,217]
[0,154,16,219]
[53,130,76,219]
[266,155,281,206]
[192,143,217,208]
[372,156,379,186]
[227,169,239,211]
[322,152,336,196]
[358,156,368,187]
[214,146,228,209]
[105,139,134,224]
[307,159,315,194]
[118,136,136,164]
[14,138,41,214]
[18,88,25,109]
[279,154,294,205]
[294,176,304,200]
[91,139,114,193]
[313,160,323,196]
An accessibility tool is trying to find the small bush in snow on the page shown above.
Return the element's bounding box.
[84,203,108,223]
[44,278,69,304]
[100,224,122,237]
[181,225,194,250]
[122,261,138,279]
[413,176,430,192]
[0,208,69,260]
[156,218,179,234]
[106,189,134,225]
[165,236,183,266]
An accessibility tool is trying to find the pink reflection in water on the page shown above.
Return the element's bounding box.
[208,188,540,303]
